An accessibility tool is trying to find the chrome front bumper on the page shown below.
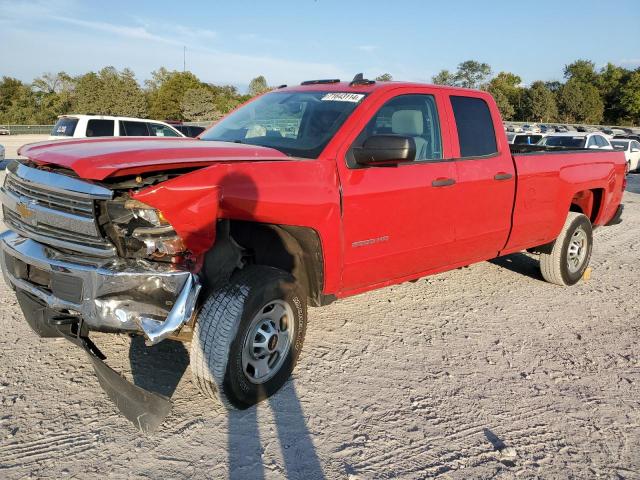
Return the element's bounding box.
[0,230,201,344]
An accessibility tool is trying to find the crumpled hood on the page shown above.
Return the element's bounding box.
[18,137,291,180]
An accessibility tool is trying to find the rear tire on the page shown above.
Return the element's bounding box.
[539,212,593,286]
[190,265,307,409]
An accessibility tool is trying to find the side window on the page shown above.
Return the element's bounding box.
[350,94,442,166]
[86,119,114,137]
[450,96,497,157]
[632,141,640,150]
[587,136,598,148]
[148,123,180,137]
[120,121,150,136]
[596,136,609,147]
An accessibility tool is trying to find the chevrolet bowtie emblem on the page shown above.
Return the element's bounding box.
[16,202,35,220]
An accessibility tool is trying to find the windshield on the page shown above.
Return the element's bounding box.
[539,135,586,148]
[200,91,366,158]
[51,117,79,137]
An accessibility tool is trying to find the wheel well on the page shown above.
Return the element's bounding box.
[570,188,603,224]
[203,220,325,306]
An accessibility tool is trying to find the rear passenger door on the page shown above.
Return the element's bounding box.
[446,95,516,262]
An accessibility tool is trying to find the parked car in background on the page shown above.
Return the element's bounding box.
[0,127,9,135]
[614,134,640,142]
[49,115,185,140]
[538,132,613,149]
[611,138,640,172]
[173,124,206,138]
[507,133,545,145]
[522,124,541,133]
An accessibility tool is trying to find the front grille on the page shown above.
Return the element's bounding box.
[5,174,94,218]
[3,208,110,251]
[1,163,115,256]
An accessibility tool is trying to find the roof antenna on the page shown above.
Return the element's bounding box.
[350,73,375,86]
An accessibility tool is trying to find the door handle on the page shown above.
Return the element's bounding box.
[432,178,456,187]
[494,172,513,181]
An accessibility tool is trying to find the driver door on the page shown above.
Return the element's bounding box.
[336,90,458,292]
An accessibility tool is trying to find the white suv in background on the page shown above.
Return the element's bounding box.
[49,115,185,140]
[538,132,614,150]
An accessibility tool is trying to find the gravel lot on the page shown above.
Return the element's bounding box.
[0,173,638,479]
[0,134,49,160]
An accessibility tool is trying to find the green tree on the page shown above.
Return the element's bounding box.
[181,87,219,121]
[564,59,598,84]
[598,63,630,123]
[522,81,558,122]
[491,89,515,120]
[375,73,393,82]
[208,84,246,114]
[147,70,201,120]
[432,61,492,89]
[31,71,75,119]
[487,72,523,120]
[557,78,603,124]
[0,77,24,118]
[619,70,640,124]
[248,75,270,97]
[75,67,148,117]
[431,69,457,86]
[454,60,492,89]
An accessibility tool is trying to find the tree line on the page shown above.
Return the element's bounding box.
[430,59,640,126]
[0,67,269,125]
[0,61,638,126]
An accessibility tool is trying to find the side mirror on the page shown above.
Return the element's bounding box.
[588,144,600,150]
[631,148,640,153]
[353,135,416,166]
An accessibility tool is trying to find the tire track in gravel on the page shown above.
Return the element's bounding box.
[0,430,99,470]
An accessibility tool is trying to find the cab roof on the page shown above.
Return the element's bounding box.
[279,80,481,95]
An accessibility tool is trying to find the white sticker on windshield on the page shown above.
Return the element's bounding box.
[321,93,365,103]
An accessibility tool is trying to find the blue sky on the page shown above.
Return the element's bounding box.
[1,0,639,91]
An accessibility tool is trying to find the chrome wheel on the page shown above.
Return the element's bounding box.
[567,226,588,273]
[241,300,295,384]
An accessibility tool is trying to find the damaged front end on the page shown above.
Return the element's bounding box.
[0,161,215,431]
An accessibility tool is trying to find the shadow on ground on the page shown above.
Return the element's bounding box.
[128,337,324,478]
[129,336,189,398]
[489,252,543,281]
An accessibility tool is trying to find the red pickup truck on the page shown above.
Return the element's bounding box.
[0,76,626,430]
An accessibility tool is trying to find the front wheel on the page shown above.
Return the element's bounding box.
[539,212,593,286]
[190,265,307,409]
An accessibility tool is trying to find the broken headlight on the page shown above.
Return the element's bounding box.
[105,199,185,259]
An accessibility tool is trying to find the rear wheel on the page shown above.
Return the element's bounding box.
[190,265,307,409]
[539,212,593,286]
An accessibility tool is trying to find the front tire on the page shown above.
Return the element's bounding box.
[190,265,307,409]
[539,212,593,286]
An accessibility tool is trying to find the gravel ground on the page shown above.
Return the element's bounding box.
[0,134,49,160]
[0,174,639,479]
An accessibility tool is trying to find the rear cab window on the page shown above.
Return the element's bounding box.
[51,117,79,137]
[86,119,115,137]
[450,96,498,157]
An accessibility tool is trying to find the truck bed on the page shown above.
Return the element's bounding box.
[501,148,626,254]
